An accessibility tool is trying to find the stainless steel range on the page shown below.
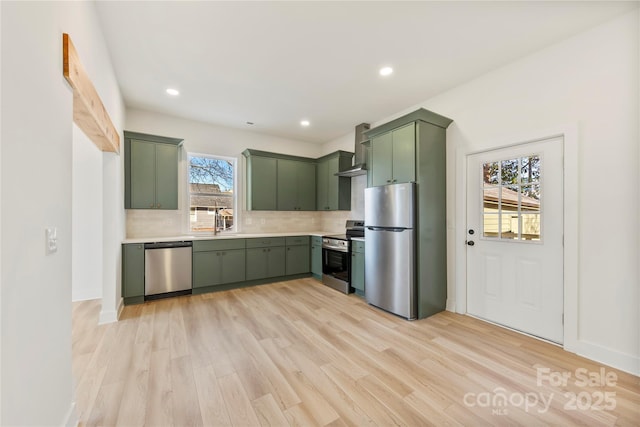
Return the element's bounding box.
[322,220,364,294]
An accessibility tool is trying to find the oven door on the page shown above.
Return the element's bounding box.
[322,247,351,294]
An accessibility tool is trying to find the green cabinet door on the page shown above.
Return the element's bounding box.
[351,244,365,293]
[316,160,329,210]
[297,161,316,210]
[126,132,182,210]
[267,246,286,278]
[130,140,156,209]
[316,152,353,210]
[391,123,416,184]
[193,251,220,288]
[155,143,179,209]
[310,236,322,279]
[326,156,340,210]
[286,244,310,275]
[277,159,298,211]
[221,249,246,284]
[370,132,393,186]
[277,159,316,211]
[248,156,277,210]
[122,243,145,298]
[246,248,269,280]
[193,241,247,287]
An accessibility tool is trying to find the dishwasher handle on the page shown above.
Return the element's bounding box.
[144,241,193,249]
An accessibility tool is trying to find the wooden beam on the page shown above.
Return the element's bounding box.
[63,33,120,153]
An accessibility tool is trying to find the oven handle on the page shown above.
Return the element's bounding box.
[322,245,349,253]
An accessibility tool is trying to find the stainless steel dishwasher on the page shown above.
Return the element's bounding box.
[144,241,192,298]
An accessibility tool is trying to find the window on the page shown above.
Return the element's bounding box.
[482,155,541,241]
[188,154,236,233]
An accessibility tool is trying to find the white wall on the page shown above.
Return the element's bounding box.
[325,10,639,374]
[0,1,124,424]
[72,124,103,301]
[125,108,323,236]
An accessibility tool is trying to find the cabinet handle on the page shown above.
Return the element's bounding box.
[149,203,154,208]
[386,179,391,183]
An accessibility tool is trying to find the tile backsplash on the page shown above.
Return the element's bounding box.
[126,209,185,237]
[126,174,366,238]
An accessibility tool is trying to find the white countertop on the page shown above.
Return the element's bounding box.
[123,231,333,244]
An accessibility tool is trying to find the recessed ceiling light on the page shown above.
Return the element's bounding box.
[300,120,310,127]
[379,66,393,76]
[165,88,180,96]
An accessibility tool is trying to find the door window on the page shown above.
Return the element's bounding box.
[482,155,541,241]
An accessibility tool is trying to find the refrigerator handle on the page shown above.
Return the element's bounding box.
[366,226,407,232]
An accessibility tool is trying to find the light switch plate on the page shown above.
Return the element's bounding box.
[46,227,58,254]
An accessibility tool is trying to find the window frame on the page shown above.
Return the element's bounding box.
[186,152,238,235]
[480,153,544,244]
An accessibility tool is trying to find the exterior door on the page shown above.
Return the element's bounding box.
[466,137,563,343]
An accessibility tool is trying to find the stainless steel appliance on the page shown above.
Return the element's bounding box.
[364,182,417,319]
[144,241,193,298]
[334,123,370,177]
[322,220,364,294]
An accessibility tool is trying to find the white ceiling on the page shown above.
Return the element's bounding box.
[96,1,638,144]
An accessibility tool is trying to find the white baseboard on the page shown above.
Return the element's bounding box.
[98,309,117,324]
[117,298,124,320]
[577,340,640,376]
[62,401,77,427]
[445,298,456,312]
[99,298,124,324]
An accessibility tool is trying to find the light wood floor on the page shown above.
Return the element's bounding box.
[73,278,639,426]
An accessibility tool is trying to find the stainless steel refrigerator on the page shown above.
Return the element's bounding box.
[364,182,417,319]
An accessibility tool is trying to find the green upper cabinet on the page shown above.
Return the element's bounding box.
[124,131,183,210]
[316,151,353,210]
[243,150,316,211]
[369,123,415,187]
[244,149,351,212]
[245,155,277,210]
[277,159,316,211]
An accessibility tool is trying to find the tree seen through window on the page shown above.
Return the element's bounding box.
[188,155,235,232]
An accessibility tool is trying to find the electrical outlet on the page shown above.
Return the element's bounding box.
[45,227,58,254]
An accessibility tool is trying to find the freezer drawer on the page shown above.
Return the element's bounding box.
[144,243,192,296]
[364,182,415,229]
[365,228,416,319]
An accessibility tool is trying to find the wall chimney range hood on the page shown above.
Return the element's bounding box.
[335,122,370,177]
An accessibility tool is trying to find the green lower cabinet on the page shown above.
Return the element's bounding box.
[351,241,365,295]
[122,243,145,298]
[310,236,322,279]
[193,249,246,288]
[246,246,286,280]
[286,241,310,276]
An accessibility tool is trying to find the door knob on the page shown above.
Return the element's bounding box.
[466,240,475,246]
[468,229,475,235]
